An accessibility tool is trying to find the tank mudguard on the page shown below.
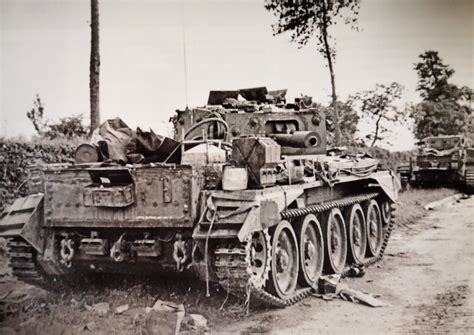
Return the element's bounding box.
[0,193,44,253]
[370,170,400,202]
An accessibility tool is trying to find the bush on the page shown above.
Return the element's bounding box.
[371,147,413,171]
[44,115,88,139]
[0,139,75,213]
[27,94,88,140]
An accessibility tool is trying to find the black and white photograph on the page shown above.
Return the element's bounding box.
[0,0,472,334]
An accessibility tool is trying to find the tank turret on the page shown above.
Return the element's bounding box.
[172,87,327,156]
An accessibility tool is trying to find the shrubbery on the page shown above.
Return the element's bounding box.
[0,139,75,213]
[371,146,413,171]
[27,94,88,140]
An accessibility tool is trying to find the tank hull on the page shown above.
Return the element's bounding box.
[1,163,398,307]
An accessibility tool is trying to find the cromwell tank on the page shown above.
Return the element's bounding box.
[461,113,474,193]
[411,135,464,187]
[0,87,400,306]
[398,131,474,193]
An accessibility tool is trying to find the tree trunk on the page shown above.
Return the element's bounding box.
[326,47,340,146]
[90,0,100,134]
[370,116,382,150]
[321,4,340,146]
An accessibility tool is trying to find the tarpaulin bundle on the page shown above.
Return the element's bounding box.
[90,117,136,163]
[75,118,180,165]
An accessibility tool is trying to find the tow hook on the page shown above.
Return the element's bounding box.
[110,234,130,262]
[173,233,190,272]
[60,237,74,268]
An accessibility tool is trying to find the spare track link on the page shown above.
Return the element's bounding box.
[214,192,395,308]
[7,237,44,284]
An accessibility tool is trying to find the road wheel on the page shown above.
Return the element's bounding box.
[267,221,299,298]
[323,208,347,274]
[345,204,367,265]
[296,214,324,287]
[379,199,392,227]
[365,200,383,257]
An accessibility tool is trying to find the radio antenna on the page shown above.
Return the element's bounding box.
[181,0,189,108]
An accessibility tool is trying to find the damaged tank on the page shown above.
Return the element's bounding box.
[0,87,400,307]
[400,135,464,188]
[397,132,474,193]
[461,113,474,192]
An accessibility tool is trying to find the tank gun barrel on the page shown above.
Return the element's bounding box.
[272,131,320,148]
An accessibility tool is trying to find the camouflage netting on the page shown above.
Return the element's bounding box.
[0,140,76,213]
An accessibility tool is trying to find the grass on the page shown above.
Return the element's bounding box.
[395,187,458,228]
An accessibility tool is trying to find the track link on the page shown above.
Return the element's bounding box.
[213,193,396,308]
[214,244,312,308]
[7,237,44,285]
[465,165,474,192]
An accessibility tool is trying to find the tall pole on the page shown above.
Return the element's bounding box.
[90,0,100,134]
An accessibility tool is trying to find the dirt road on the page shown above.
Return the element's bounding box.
[216,196,474,334]
[0,191,472,334]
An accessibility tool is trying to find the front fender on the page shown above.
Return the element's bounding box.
[0,193,44,253]
[370,171,400,202]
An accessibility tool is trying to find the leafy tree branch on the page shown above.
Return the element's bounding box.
[265,0,360,146]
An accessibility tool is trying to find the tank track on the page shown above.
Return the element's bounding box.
[214,192,396,308]
[7,237,44,285]
[214,244,312,308]
[400,174,409,190]
[465,165,474,192]
[397,166,410,190]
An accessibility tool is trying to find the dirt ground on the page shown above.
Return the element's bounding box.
[217,195,474,334]
[0,190,472,334]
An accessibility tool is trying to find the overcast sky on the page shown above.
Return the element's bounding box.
[0,0,472,150]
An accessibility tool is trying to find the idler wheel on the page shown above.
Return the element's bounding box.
[296,214,324,287]
[323,208,347,274]
[345,204,367,265]
[267,221,299,298]
[246,230,271,289]
[365,200,383,257]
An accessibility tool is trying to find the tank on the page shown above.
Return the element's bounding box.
[0,87,400,307]
[410,135,463,187]
[398,131,474,193]
[460,113,474,192]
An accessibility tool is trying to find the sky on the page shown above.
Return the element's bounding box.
[0,0,472,150]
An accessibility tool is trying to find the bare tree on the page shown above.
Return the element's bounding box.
[90,0,100,133]
[265,0,360,146]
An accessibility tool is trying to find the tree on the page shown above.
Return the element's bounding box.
[26,94,87,140]
[265,0,360,146]
[353,82,405,149]
[90,0,100,134]
[411,50,472,139]
[409,99,467,140]
[414,50,456,102]
[324,99,359,146]
[26,94,45,136]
